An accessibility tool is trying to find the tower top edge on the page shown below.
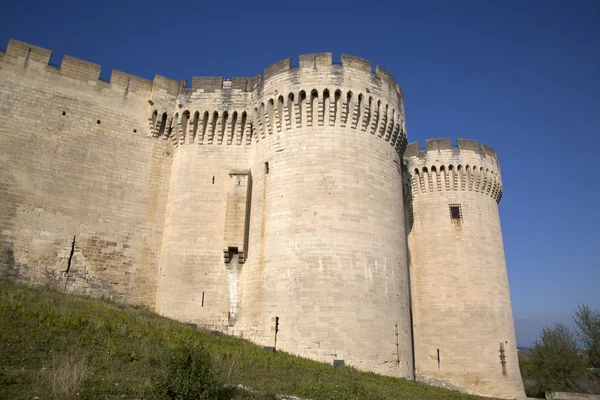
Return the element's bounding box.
[404,138,498,163]
[1,39,402,95]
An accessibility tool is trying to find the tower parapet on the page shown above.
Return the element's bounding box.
[252,53,407,153]
[404,139,502,203]
[147,52,408,152]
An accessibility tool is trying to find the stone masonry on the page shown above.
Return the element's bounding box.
[0,39,525,399]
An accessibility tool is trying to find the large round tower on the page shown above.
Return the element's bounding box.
[403,138,525,398]
[234,54,414,378]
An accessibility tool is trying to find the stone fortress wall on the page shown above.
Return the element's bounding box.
[0,39,525,399]
[0,40,173,305]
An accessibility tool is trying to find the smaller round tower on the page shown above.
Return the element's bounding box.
[403,138,525,399]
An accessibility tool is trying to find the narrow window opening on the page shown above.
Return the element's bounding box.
[97,120,101,124]
[62,111,66,116]
[26,48,31,61]
[212,176,215,184]
[201,292,205,307]
[125,77,131,91]
[264,162,269,174]
[449,204,462,221]
[437,349,440,369]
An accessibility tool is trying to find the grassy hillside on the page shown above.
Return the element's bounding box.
[0,282,483,399]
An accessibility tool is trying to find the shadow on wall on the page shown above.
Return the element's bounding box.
[401,163,414,234]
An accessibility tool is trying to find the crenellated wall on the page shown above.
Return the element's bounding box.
[0,38,524,398]
[404,139,525,399]
[404,139,503,203]
[0,40,174,305]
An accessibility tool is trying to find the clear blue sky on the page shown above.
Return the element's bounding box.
[2,0,598,347]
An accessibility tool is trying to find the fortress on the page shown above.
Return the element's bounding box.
[0,39,525,398]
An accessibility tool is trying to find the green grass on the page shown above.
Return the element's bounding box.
[0,281,483,399]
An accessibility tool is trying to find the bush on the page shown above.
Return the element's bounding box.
[527,323,585,393]
[574,304,600,368]
[150,342,221,400]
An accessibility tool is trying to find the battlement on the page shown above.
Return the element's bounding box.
[404,138,498,162]
[189,76,260,92]
[404,138,502,202]
[262,52,402,94]
[0,39,178,95]
[1,40,403,97]
[2,39,407,153]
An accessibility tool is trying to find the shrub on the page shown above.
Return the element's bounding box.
[150,342,221,400]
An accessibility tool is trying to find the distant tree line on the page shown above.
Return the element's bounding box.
[520,304,600,397]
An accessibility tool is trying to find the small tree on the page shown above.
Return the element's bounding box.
[528,323,585,393]
[574,304,600,368]
[150,342,220,400]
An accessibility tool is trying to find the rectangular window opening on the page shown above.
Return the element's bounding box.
[449,204,462,221]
